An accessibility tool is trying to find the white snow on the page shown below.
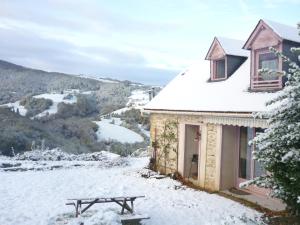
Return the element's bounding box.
[217,37,249,57]
[94,89,149,143]
[94,119,144,143]
[2,100,27,116]
[77,74,119,83]
[265,19,300,43]
[33,93,77,117]
[14,148,120,162]
[0,92,78,117]
[113,90,150,115]
[0,157,264,225]
[281,149,300,162]
[139,124,150,138]
[145,59,277,113]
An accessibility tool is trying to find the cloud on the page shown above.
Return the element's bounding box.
[0,0,184,85]
[0,25,177,85]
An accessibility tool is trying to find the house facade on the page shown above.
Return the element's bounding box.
[144,19,300,195]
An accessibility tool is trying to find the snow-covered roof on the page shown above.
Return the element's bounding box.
[144,58,277,113]
[217,37,249,57]
[265,19,300,43]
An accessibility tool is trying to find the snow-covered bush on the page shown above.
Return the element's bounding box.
[14,148,120,161]
[246,31,300,214]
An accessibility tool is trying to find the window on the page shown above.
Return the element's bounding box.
[238,127,266,180]
[258,52,279,81]
[215,59,226,79]
[253,128,265,178]
[239,127,252,179]
[259,52,278,71]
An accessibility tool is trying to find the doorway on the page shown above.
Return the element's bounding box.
[183,124,201,180]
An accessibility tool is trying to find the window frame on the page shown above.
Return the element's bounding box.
[211,56,227,81]
[254,47,282,79]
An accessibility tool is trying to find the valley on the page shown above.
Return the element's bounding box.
[0,59,155,156]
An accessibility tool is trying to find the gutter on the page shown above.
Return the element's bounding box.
[142,108,257,118]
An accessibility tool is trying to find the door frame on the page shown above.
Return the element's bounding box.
[235,127,269,195]
[178,123,202,181]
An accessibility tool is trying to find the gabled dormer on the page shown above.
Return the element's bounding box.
[205,37,248,81]
[243,19,300,91]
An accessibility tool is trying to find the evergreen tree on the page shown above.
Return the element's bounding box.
[246,25,300,214]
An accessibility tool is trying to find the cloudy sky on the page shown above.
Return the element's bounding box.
[0,0,299,85]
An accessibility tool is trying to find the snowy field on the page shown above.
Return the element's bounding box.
[93,89,150,143]
[2,100,27,116]
[112,90,149,114]
[0,92,77,118]
[33,93,77,117]
[94,119,144,143]
[0,157,264,225]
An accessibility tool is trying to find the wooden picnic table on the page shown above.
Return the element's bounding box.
[66,196,145,217]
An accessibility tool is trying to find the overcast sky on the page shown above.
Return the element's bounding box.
[0,0,299,85]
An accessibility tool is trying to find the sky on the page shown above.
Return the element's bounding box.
[0,0,299,85]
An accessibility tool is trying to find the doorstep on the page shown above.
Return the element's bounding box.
[221,188,286,212]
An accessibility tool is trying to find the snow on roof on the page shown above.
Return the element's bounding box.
[144,59,277,113]
[264,19,300,43]
[217,37,249,57]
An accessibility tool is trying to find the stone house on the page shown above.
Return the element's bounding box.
[143,19,300,195]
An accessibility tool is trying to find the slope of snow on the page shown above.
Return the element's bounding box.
[217,37,249,57]
[0,92,78,117]
[0,158,264,225]
[265,19,300,43]
[113,90,150,115]
[94,119,144,143]
[145,59,277,113]
[2,100,27,116]
[33,93,77,117]
[77,74,119,83]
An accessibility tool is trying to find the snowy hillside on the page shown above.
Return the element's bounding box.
[94,119,144,143]
[112,89,150,114]
[2,100,27,116]
[33,92,77,117]
[92,89,150,143]
[1,92,77,118]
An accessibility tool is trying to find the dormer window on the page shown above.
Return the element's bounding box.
[243,20,288,91]
[214,58,226,79]
[206,37,248,82]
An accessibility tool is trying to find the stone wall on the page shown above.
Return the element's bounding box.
[150,114,179,174]
[204,124,218,190]
[150,113,220,190]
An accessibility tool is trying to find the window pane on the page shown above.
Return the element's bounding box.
[259,52,278,70]
[216,59,225,78]
[253,128,265,178]
[239,127,251,179]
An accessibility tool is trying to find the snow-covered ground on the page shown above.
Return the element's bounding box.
[0,157,264,225]
[76,75,119,84]
[112,90,150,114]
[94,119,144,143]
[0,92,77,118]
[0,149,126,172]
[92,89,150,143]
[33,93,77,118]
[2,100,27,116]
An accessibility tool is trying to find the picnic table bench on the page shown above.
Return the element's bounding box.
[66,196,145,218]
